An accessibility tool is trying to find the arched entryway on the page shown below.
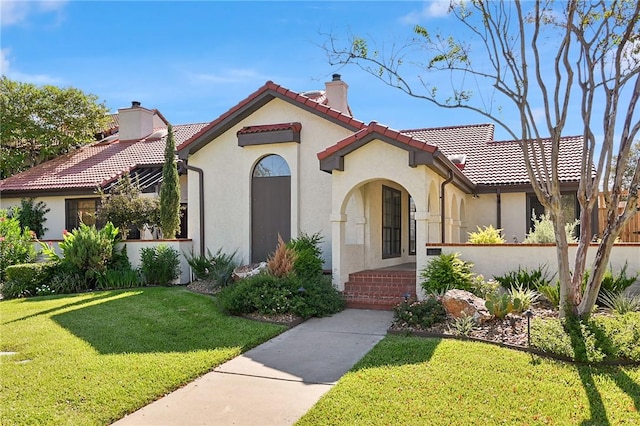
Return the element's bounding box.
[251,154,291,262]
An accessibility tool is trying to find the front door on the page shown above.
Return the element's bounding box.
[251,155,291,262]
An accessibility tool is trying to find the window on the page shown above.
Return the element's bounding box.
[409,196,416,255]
[253,154,291,177]
[527,193,578,235]
[65,198,100,231]
[382,186,401,258]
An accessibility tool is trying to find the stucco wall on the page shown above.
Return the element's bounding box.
[421,244,640,284]
[1,195,100,240]
[186,98,355,266]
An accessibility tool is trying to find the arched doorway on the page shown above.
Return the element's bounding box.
[251,154,291,262]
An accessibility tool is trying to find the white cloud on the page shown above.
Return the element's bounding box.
[1,48,61,84]
[400,0,452,25]
[0,0,67,27]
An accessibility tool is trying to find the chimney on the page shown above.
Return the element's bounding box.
[117,101,155,141]
[325,74,351,116]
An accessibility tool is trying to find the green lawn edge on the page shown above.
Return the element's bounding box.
[0,287,286,425]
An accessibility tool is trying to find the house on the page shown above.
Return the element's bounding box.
[0,102,208,240]
[176,75,588,308]
[0,75,593,307]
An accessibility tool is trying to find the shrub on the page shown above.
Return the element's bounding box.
[393,297,447,329]
[507,283,540,311]
[469,274,501,299]
[420,252,474,294]
[184,248,238,287]
[0,210,37,281]
[531,317,604,362]
[218,273,344,319]
[9,198,50,238]
[1,262,57,299]
[49,262,88,295]
[524,212,578,243]
[57,222,120,288]
[538,283,560,308]
[96,267,140,290]
[467,225,505,244]
[599,262,639,295]
[139,244,181,285]
[493,264,555,290]
[598,289,640,314]
[291,275,344,318]
[531,313,640,362]
[98,175,159,239]
[287,232,324,281]
[267,235,296,278]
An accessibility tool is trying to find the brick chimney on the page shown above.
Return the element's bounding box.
[325,74,351,116]
[117,101,155,141]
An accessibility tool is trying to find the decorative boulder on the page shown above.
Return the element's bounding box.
[442,289,492,324]
[232,262,268,281]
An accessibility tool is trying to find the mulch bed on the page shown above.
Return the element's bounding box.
[390,299,559,348]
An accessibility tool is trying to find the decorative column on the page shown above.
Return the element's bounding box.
[330,213,347,291]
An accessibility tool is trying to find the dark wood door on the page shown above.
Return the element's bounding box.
[251,175,291,262]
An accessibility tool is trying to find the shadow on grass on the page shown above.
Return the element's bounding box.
[2,291,121,326]
[51,288,280,354]
[565,319,611,426]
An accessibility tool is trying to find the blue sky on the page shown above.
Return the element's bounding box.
[0,0,606,141]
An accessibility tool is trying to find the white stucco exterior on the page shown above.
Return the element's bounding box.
[185,98,355,266]
[1,195,100,240]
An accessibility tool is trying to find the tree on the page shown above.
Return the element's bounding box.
[159,125,181,239]
[324,0,639,318]
[97,175,159,240]
[0,77,109,179]
[8,198,50,238]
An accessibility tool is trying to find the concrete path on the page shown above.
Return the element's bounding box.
[113,309,393,426]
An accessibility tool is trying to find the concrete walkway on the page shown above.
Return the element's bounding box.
[113,309,393,426]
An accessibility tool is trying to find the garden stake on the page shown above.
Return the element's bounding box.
[525,310,533,347]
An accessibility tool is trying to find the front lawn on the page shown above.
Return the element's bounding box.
[297,336,640,425]
[0,287,285,425]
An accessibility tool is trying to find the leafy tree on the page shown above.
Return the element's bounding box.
[0,77,109,179]
[159,125,181,239]
[97,175,159,239]
[324,0,639,318]
[8,198,50,238]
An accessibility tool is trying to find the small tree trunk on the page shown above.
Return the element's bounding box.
[550,207,574,318]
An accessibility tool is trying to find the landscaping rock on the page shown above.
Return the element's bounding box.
[232,262,268,281]
[442,289,492,324]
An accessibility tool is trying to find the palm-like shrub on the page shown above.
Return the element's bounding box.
[0,209,37,282]
[420,252,474,294]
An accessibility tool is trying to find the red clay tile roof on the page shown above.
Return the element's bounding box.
[0,122,208,193]
[178,81,366,155]
[237,122,302,135]
[403,126,583,185]
[317,121,438,160]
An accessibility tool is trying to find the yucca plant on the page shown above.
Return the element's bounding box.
[508,283,540,311]
[598,289,640,315]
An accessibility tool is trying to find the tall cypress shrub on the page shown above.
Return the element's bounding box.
[160,125,181,239]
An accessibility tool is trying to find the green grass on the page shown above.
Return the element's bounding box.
[297,336,640,426]
[0,287,285,425]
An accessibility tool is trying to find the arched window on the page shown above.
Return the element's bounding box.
[253,154,291,177]
[251,154,291,262]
